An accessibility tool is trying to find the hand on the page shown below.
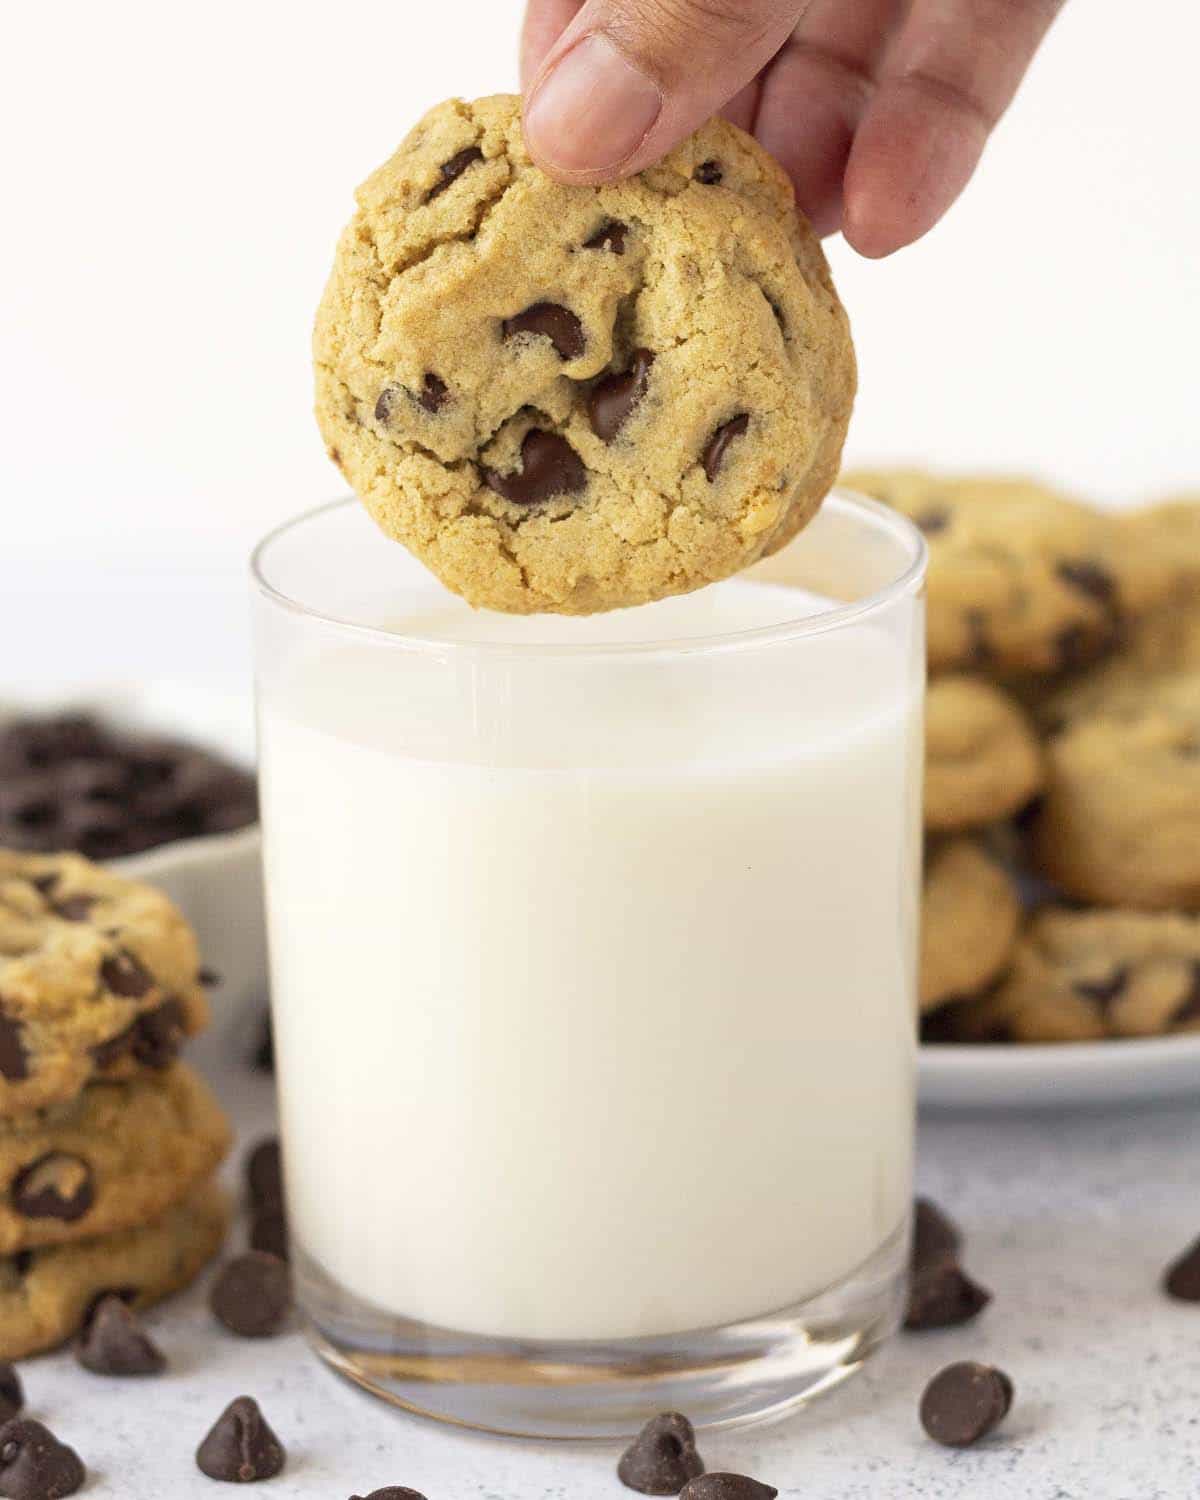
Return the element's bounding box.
[521,0,1065,257]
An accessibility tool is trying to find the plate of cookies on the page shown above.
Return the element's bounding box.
[843,470,1200,1109]
[0,685,265,1059]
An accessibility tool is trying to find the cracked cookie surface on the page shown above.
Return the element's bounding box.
[940,908,1200,1043]
[841,469,1171,674]
[0,1063,229,1253]
[920,839,1021,1014]
[0,851,209,1117]
[315,95,855,614]
[0,1178,227,1359]
[925,675,1044,833]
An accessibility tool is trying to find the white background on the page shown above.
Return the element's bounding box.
[2,0,1198,681]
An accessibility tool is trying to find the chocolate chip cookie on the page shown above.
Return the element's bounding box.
[0,1178,228,1360]
[1124,493,1200,593]
[941,908,1200,1043]
[0,851,208,1116]
[841,469,1172,674]
[1034,673,1200,908]
[315,95,855,614]
[925,676,1044,833]
[1037,594,1200,734]
[920,839,1022,1014]
[0,1064,229,1253]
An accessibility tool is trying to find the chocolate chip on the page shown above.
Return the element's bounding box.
[50,896,95,922]
[249,1210,289,1262]
[679,1475,776,1500]
[483,430,587,506]
[1057,559,1117,606]
[912,1198,962,1271]
[130,997,186,1068]
[0,1016,29,1084]
[350,1491,429,1500]
[1171,962,1200,1027]
[75,1295,165,1376]
[905,1262,992,1330]
[966,609,993,667]
[10,1154,95,1223]
[196,1396,285,1484]
[252,1014,274,1074]
[702,414,749,481]
[377,378,447,425]
[210,1253,292,1339]
[374,386,400,424]
[1056,622,1102,671]
[99,950,152,999]
[618,1413,704,1495]
[1072,967,1129,1006]
[583,220,627,254]
[0,1419,85,1500]
[1164,1234,1200,1300]
[0,1369,21,1425]
[419,374,448,413]
[246,1139,283,1212]
[425,146,484,202]
[28,876,57,896]
[198,967,221,987]
[915,507,951,535]
[502,302,585,360]
[589,350,655,442]
[694,160,723,184]
[920,1361,1013,1448]
[79,1286,137,1334]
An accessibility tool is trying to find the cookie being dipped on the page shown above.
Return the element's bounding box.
[314,95,855,614]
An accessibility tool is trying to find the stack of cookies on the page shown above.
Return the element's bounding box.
[0,849,230,1358]
[845,469,1200,1046]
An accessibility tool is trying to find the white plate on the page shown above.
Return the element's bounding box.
[920,1035,1200,1110]
[0,683,266,1060]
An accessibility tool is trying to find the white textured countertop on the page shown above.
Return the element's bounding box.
[18,1040,1200,1500]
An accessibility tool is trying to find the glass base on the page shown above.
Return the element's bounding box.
[298,1222,908,1440]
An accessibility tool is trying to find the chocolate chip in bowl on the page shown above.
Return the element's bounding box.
[0,712,257,860]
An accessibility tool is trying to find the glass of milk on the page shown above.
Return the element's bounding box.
[251,490,926,1438]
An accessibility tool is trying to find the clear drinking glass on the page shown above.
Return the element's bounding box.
[251,490,926,1439]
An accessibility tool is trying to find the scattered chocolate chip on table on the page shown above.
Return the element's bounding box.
[75,1293,166,1376]
[0,1417,86,1500]
[195,1396,285,1484]
[210,1251,291,1338]
[919,1361,1015,1448]
[618,1412,705,1495]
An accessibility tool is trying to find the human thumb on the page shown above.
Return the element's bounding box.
[523,0,803,183]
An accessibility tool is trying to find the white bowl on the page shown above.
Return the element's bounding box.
[1,683,266,1062]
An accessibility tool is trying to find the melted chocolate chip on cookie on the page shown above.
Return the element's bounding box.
[1057,559,1117,606]
[583,220,628,254]
[100,951,152,999]
[502,303,585,360]
[483,431,587,506]
[0,1017,28,1083]
[425,146,483,202]
[589,351,655,441]
[10,1154,95,1222]
[702,415,749,481]
[694,160,723,184]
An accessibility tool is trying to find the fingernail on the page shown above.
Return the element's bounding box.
[525,34,663,175]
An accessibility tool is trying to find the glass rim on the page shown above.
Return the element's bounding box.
[249,488,928,662]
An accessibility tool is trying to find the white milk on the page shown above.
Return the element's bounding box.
[259,577,920,1343]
